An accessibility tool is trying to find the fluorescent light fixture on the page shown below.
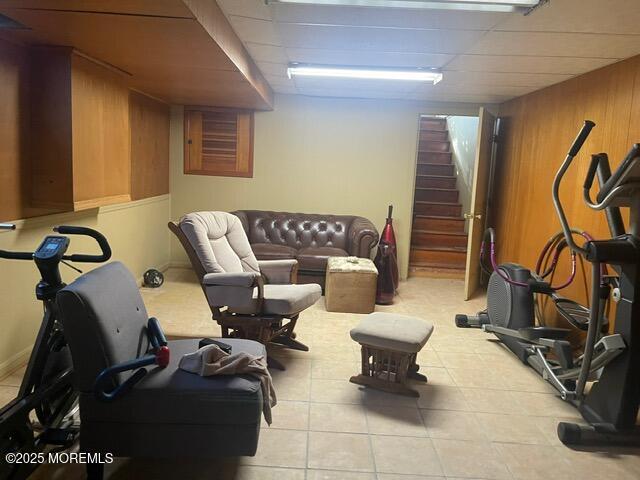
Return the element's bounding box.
[287,64,443,83]
[266,0,541,13]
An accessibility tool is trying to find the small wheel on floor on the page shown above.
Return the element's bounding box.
[557,422,582,445]
[455,315,469,328]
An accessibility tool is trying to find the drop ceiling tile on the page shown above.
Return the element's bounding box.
[297,87,407,100]
[405,92,511,104]
[277,24,484,54]
[285,47,453,68]
[414,83,536,97]
[469,31,640,58]
[293,76,421,93]
[256,61,289,77]
[216,0,272,20]
[446,55,617,75]
[271,4,508,30]
[228,16,282,45]
[272,85,299,95]
[264,74,296,88]
[495,0,640,35]
[245,42,290,63]
[441,70,573,87]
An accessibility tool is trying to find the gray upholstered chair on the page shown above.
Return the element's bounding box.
[57,261,265,480]
[169,212,321,368]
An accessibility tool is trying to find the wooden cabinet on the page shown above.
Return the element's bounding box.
[129,91,170,200]
[30,47,131,211]
[183,107,254,178]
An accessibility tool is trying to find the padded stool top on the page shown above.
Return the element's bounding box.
[327,256,377,274]
[350,312,434,353]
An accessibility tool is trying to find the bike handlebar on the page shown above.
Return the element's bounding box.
[0,225,112,263]
[55,226,112,263]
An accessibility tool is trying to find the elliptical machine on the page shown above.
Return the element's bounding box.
[0,225,111,480]
[456,121,640,444]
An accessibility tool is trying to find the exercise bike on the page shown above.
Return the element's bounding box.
[0,225,111,480]
[457,121,640,444]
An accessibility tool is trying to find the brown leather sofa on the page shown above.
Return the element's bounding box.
[232,210,379,288]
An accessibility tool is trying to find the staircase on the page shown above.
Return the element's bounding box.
[410,116,467,278]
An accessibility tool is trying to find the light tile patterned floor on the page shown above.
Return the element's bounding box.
[2,268,639,479]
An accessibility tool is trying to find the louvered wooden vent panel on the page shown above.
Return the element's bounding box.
[184,107,254,177]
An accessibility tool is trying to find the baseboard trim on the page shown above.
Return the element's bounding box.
[0,346,31,380]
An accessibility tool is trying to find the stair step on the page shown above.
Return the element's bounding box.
[413,215,466,233]
[410,246,467,268]
[415,175,457,189]
[419,130,448,142]
[420,140,450,152]
[418,151,452,164]
[412,229,468,248]
[420,118,446,131]
[417,163,454,176]
[409,265,465,279]
[415,188,459,203]
[413,201,462,217]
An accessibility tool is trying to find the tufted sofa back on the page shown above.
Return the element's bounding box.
[233,211,356,251]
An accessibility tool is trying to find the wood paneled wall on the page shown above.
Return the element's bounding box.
[0,39,32,220]
[130,91,170,200]
[494,55,640,308]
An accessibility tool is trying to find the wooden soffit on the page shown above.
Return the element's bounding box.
[0,0,274,110]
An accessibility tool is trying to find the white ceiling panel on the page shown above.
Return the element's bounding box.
[496,0,640,35]
[470,31,640,58]
[216,0,272,20]
[264,74,297,88]
[245,42,289,64]
[256,61,289,77]
[297,88,407,100]
[277,24,484,54]
[218,0,640,104]
[272,85,299,95]
[441,71,573,87]
[227,16,282,45]
[293,76,420,93]
[414,83,537,97]
[446,55,617,75]
[271,4,508,30]
[284,48,453,68]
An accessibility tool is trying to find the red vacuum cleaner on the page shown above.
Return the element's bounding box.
[374,205,399,305]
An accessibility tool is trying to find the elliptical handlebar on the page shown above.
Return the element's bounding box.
[0,223,16,230]
[552,121,596,257]
[55,226,112,263]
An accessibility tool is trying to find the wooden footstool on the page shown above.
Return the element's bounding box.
[349,313,434,397]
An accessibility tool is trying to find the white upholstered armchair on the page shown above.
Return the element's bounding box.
[169,212,321,368]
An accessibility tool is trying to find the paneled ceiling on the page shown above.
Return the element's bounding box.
[217,0,640,104]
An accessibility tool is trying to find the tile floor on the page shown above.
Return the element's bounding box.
[2,268,639,479]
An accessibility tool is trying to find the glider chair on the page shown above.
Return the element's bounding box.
[169,212,322,368]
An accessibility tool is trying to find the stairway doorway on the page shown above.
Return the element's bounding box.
[409,115,479,278]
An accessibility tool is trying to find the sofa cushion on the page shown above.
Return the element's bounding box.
[297,246,348,272]
[252,243,297,260]
[79,338,264,426]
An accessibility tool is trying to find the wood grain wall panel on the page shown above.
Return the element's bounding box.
[29,46,74,211]
[0,39,31,221]
[129,91,170,200]
[494,55,640,319]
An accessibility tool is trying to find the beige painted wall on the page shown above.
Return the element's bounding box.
[170,94,482,278]
[0,195,172,375]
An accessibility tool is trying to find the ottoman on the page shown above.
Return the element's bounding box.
[349,313,434,397]
[325,256,378,314]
